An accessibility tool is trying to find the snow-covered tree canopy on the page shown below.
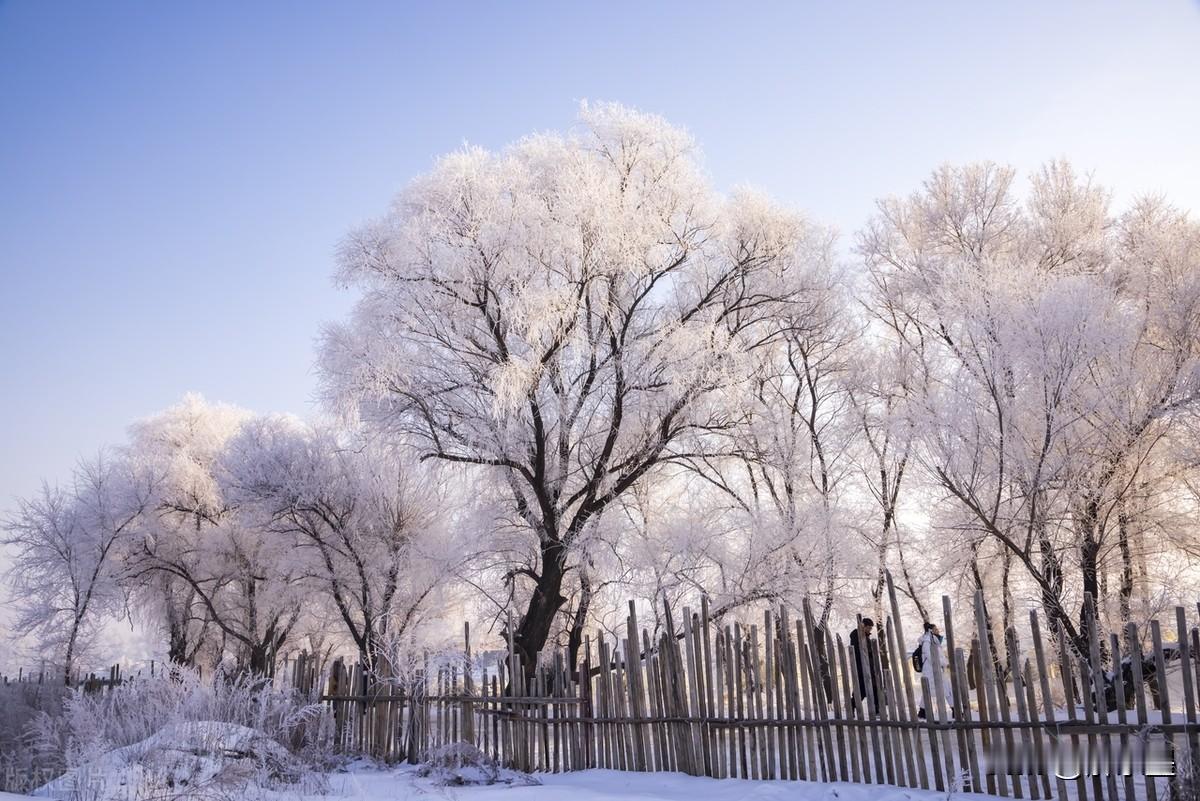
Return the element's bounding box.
[221,415,469,672]
[859,162,1200,657]
[319,102,834,665]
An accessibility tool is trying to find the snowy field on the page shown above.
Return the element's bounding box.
[0,718,997,801]
[3,767,997,801]
[360,768,1007,801]
[320,768,994,801]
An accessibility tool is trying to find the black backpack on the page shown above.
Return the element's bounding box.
[911,643,924,673]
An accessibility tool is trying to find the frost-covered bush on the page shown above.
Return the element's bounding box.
[0,682,71,794]
[1176,741,1200,801]
[28,667,340,801]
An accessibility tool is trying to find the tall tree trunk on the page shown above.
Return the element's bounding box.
[247,643,272,676]
[1001,549,1013,676]
[513,540,568,677]
[1118,510,1134,625]
[1078,510,1103,660]
[566,569,593,677]
[63,623,80,685]
[167,616,190,666]
[871,528,889,624]
[1035,522,1087,658]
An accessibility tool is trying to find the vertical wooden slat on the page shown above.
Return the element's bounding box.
[1006,631,1036,800]
[929,632,957,791]
[722,626,738,777]
[701,599,718,777]
[748,623,767,779]
[1109,632,1136,801]
[801,603,835,783]
[713,627,727,778]
[942,595,976,793]
[733,623,749,779]
[582,637,594,769]
[613,646,630,772]
[1082,595,1117,801]
[884,614,924,789]
[1150,620,1176,801]
[1029,611,1068,801]
[683,609,706,775]
[1054,625,1088,801]
[776,608,799,781]
[626,603,648,772]
[991,631,1022,800]
[1126,622,1158,801]
[597,636,612,769]
[875,628,899,787]
[801,620,823,780]
[647,631,669,772]
[838,634,870,783]
[762,611,777,780]
[882,618,914,787]
[1176,606,1199,783]
[463,622,474,746]
[696,613,710,777]
[821,624,848,783]
[973,593,1009,797]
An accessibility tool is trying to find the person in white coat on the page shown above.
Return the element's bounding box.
[917,622,953,719]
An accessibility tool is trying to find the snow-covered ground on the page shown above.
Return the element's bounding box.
[10,764,998,801]
[322,767,992,801]
[7,719,1001,801]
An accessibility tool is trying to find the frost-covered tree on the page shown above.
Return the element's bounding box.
[123,394,251,668]
[859,161,1200,657]
[128,395,305,675]
[668,254,867,627]
[2,455,155,683]
[320,102,824,668]
[221,416,469,673]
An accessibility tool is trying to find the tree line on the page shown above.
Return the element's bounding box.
[5,102,1199,682]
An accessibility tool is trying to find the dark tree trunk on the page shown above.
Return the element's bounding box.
[1001,549,1013,675]
[1078,516,1104,662]
[513,540,569,677]
[566,569,593,677]
[1038,528,1062,601]
[1118,510,1134,624]
[167,620,190,666]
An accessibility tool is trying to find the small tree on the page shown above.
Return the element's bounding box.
[2,455,154,683]
[128,395,305,676]
[221,416,469,673]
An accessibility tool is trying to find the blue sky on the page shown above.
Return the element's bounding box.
[2,1,1199,505]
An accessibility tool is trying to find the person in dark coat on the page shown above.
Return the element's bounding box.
[848,617,887,710]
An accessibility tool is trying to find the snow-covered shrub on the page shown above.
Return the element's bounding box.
[414,742,539,787]
[0,682,71,794]
[39,720,328,801]
[30,667,340,800]
[1176,741,1200,801]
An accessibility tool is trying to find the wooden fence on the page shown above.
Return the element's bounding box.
[5,575,1198,801]
[1,662,127,691]
[312,575,1200,801]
